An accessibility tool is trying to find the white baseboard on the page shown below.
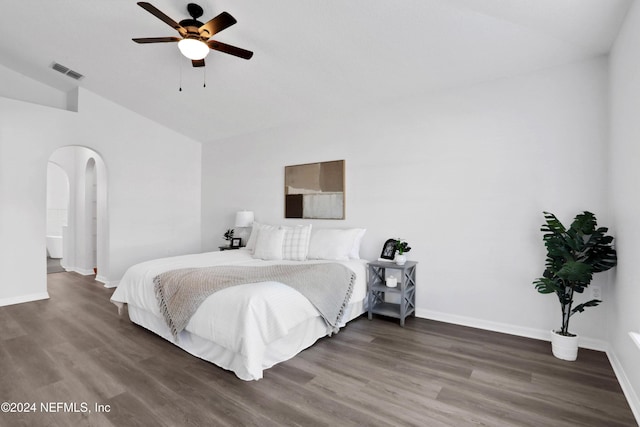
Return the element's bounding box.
[0,292,50,307]
[415,309,608,351]
[607,347,640,425]
[97,276,119,288]
[58,268,117,288]
[67,267,95,276]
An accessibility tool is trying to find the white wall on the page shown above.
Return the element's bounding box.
[202,57,611,346]
[0,63,68,110]
[46,162,69,236]
[0,70,202,305]
[608,0,640,418]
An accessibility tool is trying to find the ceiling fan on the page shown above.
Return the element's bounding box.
[132,2,253,67]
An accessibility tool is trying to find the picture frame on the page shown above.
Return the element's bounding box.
[380,238,398,260]
[231,238,242,248]
[285,160,345,219]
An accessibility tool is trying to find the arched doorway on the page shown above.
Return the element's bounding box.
[47,146,109,284]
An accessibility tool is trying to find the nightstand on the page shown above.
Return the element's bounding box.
[218,246,240,251]
[367,260,417,326]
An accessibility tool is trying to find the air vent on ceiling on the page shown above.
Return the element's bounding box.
[51,62,84,80]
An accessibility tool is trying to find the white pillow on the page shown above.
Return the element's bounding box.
[253,228,285,260]
[307,228,360,261]
[281,224,313,261]
[349,228,367,259]
[246,222,278,253]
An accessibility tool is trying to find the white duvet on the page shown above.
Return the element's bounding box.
[111,249,367,379]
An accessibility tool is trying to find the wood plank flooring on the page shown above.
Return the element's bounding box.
[0,271,636,426]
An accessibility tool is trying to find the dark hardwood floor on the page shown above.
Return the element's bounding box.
[0,272,636,426]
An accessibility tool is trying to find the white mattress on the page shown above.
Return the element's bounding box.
[111,249,367,380]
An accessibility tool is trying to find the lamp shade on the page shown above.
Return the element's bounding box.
[178,39,210,60]
[235,211,254,227]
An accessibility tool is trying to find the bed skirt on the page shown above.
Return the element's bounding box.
[126,299,365,381]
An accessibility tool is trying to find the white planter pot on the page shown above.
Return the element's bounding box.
[550,330,578,361]
[395,253,407,265]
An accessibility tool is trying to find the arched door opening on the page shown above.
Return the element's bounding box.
[47,146,109,285]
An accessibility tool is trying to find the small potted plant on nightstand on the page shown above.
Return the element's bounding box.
[533,211,617,361]
[223,229,234,247]
[395,239,411,265]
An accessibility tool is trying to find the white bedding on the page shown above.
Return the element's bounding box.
[111,248,367,380]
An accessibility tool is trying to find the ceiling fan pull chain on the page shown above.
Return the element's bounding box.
[203,66,206,88]
[179,58,183,92]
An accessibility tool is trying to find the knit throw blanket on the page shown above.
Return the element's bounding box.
[153,263,356,340]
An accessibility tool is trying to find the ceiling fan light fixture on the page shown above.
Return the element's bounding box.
[178,38,209,60]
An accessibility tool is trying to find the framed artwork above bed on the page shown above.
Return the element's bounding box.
[285,160,345,219]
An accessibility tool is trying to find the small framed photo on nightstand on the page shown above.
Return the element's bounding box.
[231,238,242,248]
[380,238,398,260]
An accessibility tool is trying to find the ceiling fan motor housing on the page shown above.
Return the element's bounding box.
[180,22,206,40]
[179,19,204,28]
[180,3,205,39]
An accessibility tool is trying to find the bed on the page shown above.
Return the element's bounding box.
[110,225,367,380]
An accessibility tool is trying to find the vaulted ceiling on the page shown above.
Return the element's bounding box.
[0,0,633,143]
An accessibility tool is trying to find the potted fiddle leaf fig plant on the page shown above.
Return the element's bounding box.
[533,211,617,361]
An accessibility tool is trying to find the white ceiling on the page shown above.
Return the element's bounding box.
[0,0,633,144]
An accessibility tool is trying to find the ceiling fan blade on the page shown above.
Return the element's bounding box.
[192,59,205,67]
[207,40,253,60]
[199,12,237,39]
[132,37,181,43]
[137,2,186,36]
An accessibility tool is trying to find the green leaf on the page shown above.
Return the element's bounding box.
[542,211,566,234]
[533,277,561,294]
[571,211,597,236]
[556,261,592,284]
[571,299,601,315]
